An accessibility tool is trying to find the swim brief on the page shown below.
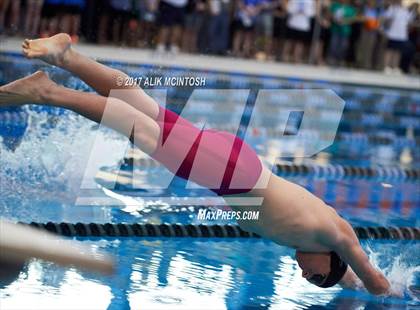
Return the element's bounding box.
[150,106,262,195]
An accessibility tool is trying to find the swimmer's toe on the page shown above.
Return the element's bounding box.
[22,48,29,57]
[22,48,43,59]
[22,39,29,49]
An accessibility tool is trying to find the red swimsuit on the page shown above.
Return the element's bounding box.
[151,106,263,196]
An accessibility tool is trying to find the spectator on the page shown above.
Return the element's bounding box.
[108,0,138,46]
[402,2,420,73]
[0,0,21,35]
[282,0,315,63]
[346,0,363,66]
[40,0,63,37]
[327,0,356,66]
[1,0,416,74]
[372,0,392,71]
[232,0,262,58]
[156,0,189,55]
[0,0,4,34]
[356,0,380,69]
[207,0,232,55]
[24,0,44,37]
[79,0,97,42]
[383,0,415,74]
[61,0,86,42]
[271,0,287,61]
[138,0,159,47]
[181,0,206,53]
[96,1,110,44]
[312,0,331,65]
[255,0,275,60]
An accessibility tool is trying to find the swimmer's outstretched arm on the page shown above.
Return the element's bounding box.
[245,176,391,295]
[22,33,159,119]
[323,215,391,295]
[337,266,361,289]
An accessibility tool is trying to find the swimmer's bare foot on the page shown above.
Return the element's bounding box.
[0,71,57,107]
[22,33,72,67]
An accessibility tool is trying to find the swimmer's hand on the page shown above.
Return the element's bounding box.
[339,267,399,297]
[357,270,394,296]
[343,277,402,298]
[386,287,404,298]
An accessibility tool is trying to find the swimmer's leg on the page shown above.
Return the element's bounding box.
[21,33,159,120]
[0,71,160,154]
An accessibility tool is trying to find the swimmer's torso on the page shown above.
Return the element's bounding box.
[231,172,335,252]
[150,106,336,252]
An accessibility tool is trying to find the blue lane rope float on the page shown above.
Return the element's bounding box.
[337,132,419,148]
[111,157,420,183]
[22,222,419,240]
[212,124,419,143]
[274,163,420,182]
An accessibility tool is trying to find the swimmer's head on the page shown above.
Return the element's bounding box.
[295,251,348,288]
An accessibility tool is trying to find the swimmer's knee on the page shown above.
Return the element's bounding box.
[131,120,160,154]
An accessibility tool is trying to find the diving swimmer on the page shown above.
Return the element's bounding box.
[0,33,392,295]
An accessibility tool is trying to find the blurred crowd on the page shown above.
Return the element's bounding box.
[1,0,420,74]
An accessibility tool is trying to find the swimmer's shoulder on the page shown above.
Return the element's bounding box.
[315,210,350,250]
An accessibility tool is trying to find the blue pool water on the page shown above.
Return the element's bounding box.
[0,52,419,309]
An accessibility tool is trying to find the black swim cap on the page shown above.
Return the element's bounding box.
[310,251,348,288]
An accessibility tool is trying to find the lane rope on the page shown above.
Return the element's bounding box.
[111,158,420,183]
[22,222,420,240]
[274,163,420,182]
